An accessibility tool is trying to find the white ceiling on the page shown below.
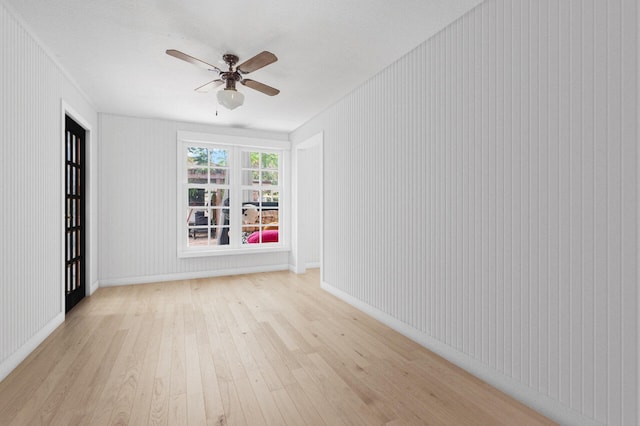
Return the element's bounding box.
[5,0,482,133]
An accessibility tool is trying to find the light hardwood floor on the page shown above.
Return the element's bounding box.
[0,270,555,425]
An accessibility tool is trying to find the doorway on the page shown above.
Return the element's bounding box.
[291,132,323,276]
[64,115,86,313]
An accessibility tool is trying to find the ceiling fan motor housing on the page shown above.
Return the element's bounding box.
[221,72,241,89]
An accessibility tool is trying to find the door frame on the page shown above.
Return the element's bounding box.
[60,101,94,313]
[290,131,323,277]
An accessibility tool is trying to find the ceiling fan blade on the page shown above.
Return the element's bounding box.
[241,79,280,96]
[195,79,224,92]
[237,51,277,74]
[166,49,221,73]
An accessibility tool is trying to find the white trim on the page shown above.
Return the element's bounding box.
[61,101,95,302]
[178,245,290,258]
[62,102,93,131]
[178,130,290,148]
[60,104,66,313]
[318,134,324,283]
[290,131,323,276]
[311,132,324,282]
[177,132,290,256]
[290,141,300,272]
[293,131,323,150]
[0,312,64,382]
[289,262,321,274]
[99,264,291,287]
[89,280,99,295]
[637,1,640,418]
[320,281,602,426]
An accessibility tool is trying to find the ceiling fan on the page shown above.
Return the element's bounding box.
[166,49,280,110]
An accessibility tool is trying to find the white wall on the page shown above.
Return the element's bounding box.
[0,1,98,381]
[291,0,638,425]
[298,142,321,268]
[291,133,322,272]
[98,114,291,285]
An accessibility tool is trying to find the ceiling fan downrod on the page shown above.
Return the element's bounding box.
[220,54,241,90]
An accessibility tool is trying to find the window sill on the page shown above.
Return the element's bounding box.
[178,244,290,258]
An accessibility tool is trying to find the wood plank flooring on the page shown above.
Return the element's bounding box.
[0,270,556,425]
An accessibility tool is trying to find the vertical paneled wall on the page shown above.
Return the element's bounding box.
[0,1,98,381]
[292,0,638,424]
[98,114,291,284]
[0,2,64,371]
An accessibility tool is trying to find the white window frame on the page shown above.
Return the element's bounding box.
[177,130,290,257]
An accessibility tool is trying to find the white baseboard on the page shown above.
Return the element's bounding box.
[289,264,305,274]
[0,312,64,383]
[320,281,601,426]
[99,264,291,287]
[289,262,320,274]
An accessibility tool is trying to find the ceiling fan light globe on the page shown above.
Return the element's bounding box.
[217,88,244,110]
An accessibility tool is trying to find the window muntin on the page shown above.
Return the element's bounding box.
[178,134,287,256]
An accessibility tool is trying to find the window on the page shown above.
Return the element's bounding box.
[177,131,289,257]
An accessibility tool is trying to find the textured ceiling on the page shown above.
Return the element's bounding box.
[4,0,483,132]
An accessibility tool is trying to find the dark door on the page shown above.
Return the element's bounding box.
[65,116,86,313]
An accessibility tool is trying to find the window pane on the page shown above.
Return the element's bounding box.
[210,168,229,185]
[188,147,209,165]
[241,203,260,245]
[261,208,279,225]
[242,151,279,169]
[186,209,209,246]
[188,208,227,247]
[242,189,260,205]
[242,203,260,224]
[261,171,278,185]
[243,229,279,245]
[66,136,72,162]
[261,152,278,169]
[188,189,206,206]
[244,151,259,168]
[187,148,207,183]
[210,149,228,167]
[187,166,208,183]
[71,135,76,163]
[188,208,208,226]
[261,190,279,203]
[216,192,232,243]
[242,191,279,221]
[187,227,212,246]
[241,170,260,186]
